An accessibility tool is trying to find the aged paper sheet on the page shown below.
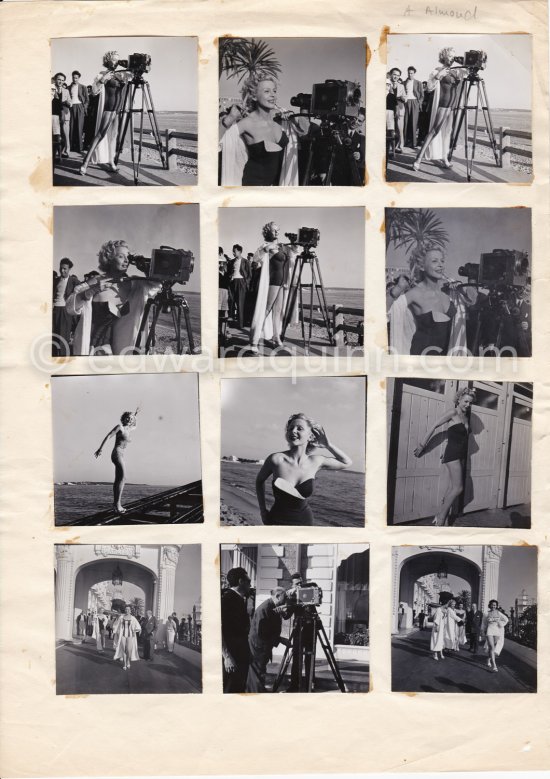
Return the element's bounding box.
[0,0,549,775]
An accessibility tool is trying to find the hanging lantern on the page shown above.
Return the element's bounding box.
[111,565,123,586]
[437,558,448,580]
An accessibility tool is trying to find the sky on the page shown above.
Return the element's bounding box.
[219,37,366,108]
[388,34,531,111]
[219,207,364,289]
[51,37,198,112]
[52,373,201,485]
[54,204,200,294]
[386,207,531,280]
[221,375,366,469]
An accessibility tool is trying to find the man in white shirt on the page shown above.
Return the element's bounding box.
[68,70,89,154]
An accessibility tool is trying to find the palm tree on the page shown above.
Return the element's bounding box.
[457,589,471,609]
[129,596,144,617]
[219,38,281,83]
[386,208,449,256]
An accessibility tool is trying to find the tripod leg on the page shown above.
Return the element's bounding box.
[463,80,476,182]
[145,301,162,353]
[135,298,153,351]
[325,146,336,186]
[449,79,467,159]
[114,82,134,166]
[317,619,347,692]
[135,84,146,183]
[282,257,304,340]
[273,623,298,692]
[171,305,181,355]
[479,79,500,165]
[302,140,315,186]
[182,299,196,354]
[143,82,167,169]
[313,257,334,343]
[128,87,137,184]
[299,278,306,346]
[306,618,317,692]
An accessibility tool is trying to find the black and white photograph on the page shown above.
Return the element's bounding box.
[387,379,532,527]
[220,376,366,527]
[220,543,369,693]
[52,372,203,525]
[392,545,537,693]
[55,544,202,694]
[386,207,531,357]
[52,204,200,356]
[385,34,532,183]
[218,207,364,357]
[219,37,366,186]
[51,37,197,186]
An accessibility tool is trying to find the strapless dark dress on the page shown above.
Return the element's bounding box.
[442,422,469,463]
[242,132,289,186]
[410,302,456,356]
[266,478,314,526]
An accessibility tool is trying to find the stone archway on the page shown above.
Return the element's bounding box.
[392,546,502,632]
[72,558,156,634]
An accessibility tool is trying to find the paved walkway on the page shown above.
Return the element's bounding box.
[56,637,202,694]
[399,503,531,528]
[53,150,195,187]
[263,658,369,693]
[392,629,536,693]
[386,146,530,183]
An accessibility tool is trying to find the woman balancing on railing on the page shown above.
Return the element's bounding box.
[256,413,352,526]
[79,51,132,176]
[412,47,467,172]
[94,407,140,515]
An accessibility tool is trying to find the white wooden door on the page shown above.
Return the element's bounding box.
[463,382,506,513]
[391,379,455,523]
[505,396,532,506]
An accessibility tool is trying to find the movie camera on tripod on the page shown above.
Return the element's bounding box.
[455,249,531,356]
[448,49,500,181]
[289,80,364,186]
[272,580,346,693]
[113,53,169,185]
[452,50,487,72]
[281,227,335,351]
[130,245,198,355]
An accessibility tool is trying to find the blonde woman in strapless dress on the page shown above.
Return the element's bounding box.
[255,412,352,526]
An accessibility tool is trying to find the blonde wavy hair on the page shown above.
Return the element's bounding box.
[261,221,278,241]
[241,70,278,113]
[438,47,455,65]
[97,240,129,272]
[285,413,319,453]
[409,243,445,284]
[454,387,476,407]
[102,51,120,68]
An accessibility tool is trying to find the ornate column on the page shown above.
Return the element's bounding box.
[55,545,75,641]
[391,548,400,633]
[157,545,182,620]
[481,545,503,611]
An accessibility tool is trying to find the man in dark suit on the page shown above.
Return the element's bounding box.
[52,73,72,158]
[221,567,252,693]
[68,70,89,154]
[52,258,80,356]
[402,66,424,149]
[466,602,483,654]
[141,610,158,661]
[246,587,288,693]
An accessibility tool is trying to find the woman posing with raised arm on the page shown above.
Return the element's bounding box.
[256,413,352,526]
[94,407,140,514]
[481,599,509,673]
[412,47,466,172]
[249,221,300,353]
[414,387,476,526]
[80,51,131,176]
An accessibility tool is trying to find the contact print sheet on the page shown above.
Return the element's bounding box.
[0,0,549,776]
